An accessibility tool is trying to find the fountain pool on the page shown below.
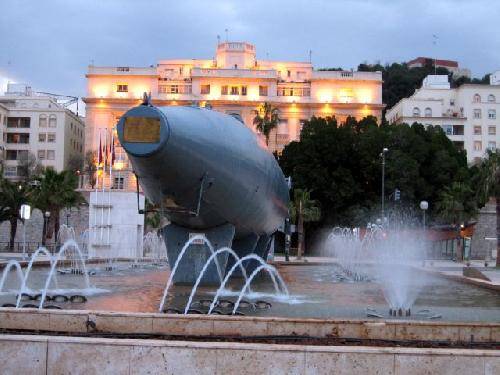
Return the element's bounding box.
[1,260,498,322]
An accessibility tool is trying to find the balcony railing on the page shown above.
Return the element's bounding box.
[312,70,382,81]
[87,66,157,76]
[191,68,277,79]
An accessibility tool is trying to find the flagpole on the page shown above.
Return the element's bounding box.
[100,129,106,243]
[94,128,102,254]
[107,130,114,249]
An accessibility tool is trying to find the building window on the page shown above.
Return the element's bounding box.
[47,133,56,142]
[241,86,247,96]
[159,84,191,94]
[474,141,482,151]
[200,85,210,95]
[5,150,18,160]
[412,107,420,117]
[450,99,455,106]
[39,114,47,127]
[259,85,268,96]
[6,133,29,143]
[38,150,46,160]
[116,84,128,92]
[488,141,497,150]
[452,125,464,135]
[473,109,481,119]
[424,107,432,117]
[488,109,496,119]
[113,176,125,190]
[7,117,30,128]
[4,166,18,177]
[287,70,291,78]
[39,133,46,142]
[488,94,495,103]
[473,126,482,135]
[473,94,481,103]
[221,86,228,95]
[488,126,496,135]
[230,86,239,95]
[46,150,55,160]
[49,115,57,127]
[441,125,452,135]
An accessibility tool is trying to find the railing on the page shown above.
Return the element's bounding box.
[87,66,157,76]
[191,67,277,79]
[312,70,382,81]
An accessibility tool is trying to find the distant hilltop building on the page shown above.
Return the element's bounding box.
[83,41,383,191]
[407,57,471,78]
[386,72,500,163]
[0,83,85,179]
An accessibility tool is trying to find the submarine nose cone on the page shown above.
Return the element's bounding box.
[117,105,170,157]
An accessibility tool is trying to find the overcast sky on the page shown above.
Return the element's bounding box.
[1,0,499,110]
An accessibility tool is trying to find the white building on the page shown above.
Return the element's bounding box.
[0,84,85,179]
[83,41,383,192]
[386,74,500,163]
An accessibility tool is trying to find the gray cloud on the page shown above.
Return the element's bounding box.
[1,0,499,107]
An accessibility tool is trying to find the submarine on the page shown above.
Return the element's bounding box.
[117,98,289,284]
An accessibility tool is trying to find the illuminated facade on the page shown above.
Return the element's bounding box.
[83,42,383,190]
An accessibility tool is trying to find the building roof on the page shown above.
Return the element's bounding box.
[407,57,459,68]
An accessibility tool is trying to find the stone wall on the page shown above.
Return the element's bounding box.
[0,333,498,374]
[471,198,497,260]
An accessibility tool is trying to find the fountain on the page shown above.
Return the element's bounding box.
[328,225,427,316]
[0,260,24,293]
[143,231,167,262]
[38,240,91,309]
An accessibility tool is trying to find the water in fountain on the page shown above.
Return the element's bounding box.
[158,234,222,313]
[231,263,289,314]
[57,224,83,273]
[143,231,167,262]
[15,247,57,308]
[38,239,91,309]
[327,224,427,315]
[184,247,250,314]
[208,253,289,314]
[0,260,24,293]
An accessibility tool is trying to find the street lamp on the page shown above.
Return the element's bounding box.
[380,148,389,222]
[420,201,429,230]
[43,211,51,245]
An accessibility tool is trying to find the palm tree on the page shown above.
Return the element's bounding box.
[435,182,474,225]
[474,149,500,266]
[0,177,32,250]
[32,168,85,244]
[253,102,280,146]
[289,189,321,259]
[83,150,97,189]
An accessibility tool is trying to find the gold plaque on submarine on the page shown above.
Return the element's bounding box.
[123,117,161,143]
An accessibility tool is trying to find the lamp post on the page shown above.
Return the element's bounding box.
[19,204,31,260]
[43,211,51,246]
[380,148,389,223]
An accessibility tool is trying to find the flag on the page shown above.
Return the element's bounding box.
[97,134,102,165]
[111,134,115,166]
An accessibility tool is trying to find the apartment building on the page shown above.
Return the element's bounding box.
[83,41,383,191]
[0,84,85,179]
[386,74,500,163]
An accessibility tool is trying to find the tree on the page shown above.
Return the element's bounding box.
[279,116,472,228]
[289,189,321,259]
[17,152,43,182]
[253,102,279,146]
[435,182,476,225]
[32,168,85,244]
[474,149,500,266]
[67,153,84,174]
[0,177,32,250]
[83,150,97,189]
